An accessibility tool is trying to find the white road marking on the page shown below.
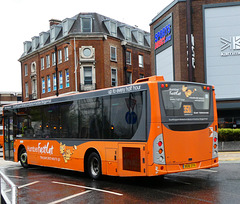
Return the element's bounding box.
[5,175,24,179]
[199,169,218,173]
[52,181,123,196]
[18,181,40,189]
[3,181,40,193]
[48,190,91,204]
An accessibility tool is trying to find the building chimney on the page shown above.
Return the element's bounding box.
[49,19,62,27]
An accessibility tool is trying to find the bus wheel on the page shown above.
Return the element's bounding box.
[19,148,29,168]
[87,152,102,179]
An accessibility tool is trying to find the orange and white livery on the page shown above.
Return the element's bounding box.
[3,76,218,179]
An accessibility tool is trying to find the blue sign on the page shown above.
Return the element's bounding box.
[125,111,137,124]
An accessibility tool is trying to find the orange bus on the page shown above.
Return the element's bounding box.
[3,76,218,179]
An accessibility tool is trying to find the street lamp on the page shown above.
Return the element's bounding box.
[66,38,78,92]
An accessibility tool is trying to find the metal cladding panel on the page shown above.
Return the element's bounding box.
[204,4,240,100]
[156,46,174,81]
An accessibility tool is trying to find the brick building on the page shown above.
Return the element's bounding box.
[19,13,151,102]
[0,92,22,146]
[150,0,240,128]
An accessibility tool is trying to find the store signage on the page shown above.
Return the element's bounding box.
[155,24,172,50]
[221,36,240,56]
[154,15,173,51]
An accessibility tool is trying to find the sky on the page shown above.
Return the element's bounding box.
[0,0,174,92]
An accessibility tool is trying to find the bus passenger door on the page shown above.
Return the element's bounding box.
[118,143,146,176]
[4,116,14,161]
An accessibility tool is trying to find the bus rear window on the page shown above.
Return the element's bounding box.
[160,83,210,117]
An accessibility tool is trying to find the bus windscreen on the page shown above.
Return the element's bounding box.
[160,83,212,122]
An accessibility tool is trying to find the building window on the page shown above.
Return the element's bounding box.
[81,18,92,32]
[46,55,50,68]
[53,73,57,91]
[24,64,28,76]
[140,74,144,79]
[110,46,117,61]
[65,69,70,88]
[64,47,69,61]
[41,57,44,70]
[126,27,131,41]
[47,75,51,92]
[111,68,117,86]
[59,71,63,89]
[84,67,92,85]
[58,50,62,64]
[139,54,144,68]
[52,52,56,66]
[110,22,117,37]
[126,51,131,65]
[42,77,45,94]
[25,83,29,98]
[138,32,144,45]
[127,72,132,84]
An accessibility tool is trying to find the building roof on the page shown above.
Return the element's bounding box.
[20,12,150,59]
[150,0,186,25]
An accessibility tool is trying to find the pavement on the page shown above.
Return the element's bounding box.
[218,151,240,163]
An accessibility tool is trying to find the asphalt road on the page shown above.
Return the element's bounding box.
[1,150,240,204]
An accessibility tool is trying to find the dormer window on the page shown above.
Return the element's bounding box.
[24,41,31,55]
[104,20,117,37]
[138,32,144,45]
[39,32,49,48]
[50,25,61,42]
[81,17,92,32]
[32,36,39,51]
[132,30,144,45]
[110,22,117,37]
[126,27,131,41]
[63,18,75,36]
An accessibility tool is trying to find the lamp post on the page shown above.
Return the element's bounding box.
[66,38,78,92]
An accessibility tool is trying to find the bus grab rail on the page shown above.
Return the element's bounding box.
[0,171,18,204]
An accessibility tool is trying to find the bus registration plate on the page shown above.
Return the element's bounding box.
[183,163,197,169]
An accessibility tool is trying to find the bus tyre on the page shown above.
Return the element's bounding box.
[19,148,29,168]
[87,152,102,179]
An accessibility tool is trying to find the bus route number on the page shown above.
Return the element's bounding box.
[183,105,192,114]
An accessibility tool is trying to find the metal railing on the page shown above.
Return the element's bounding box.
[0,171,18,204]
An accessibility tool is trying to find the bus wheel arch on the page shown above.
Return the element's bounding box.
[84,148,102,179]
[18,145,30,168]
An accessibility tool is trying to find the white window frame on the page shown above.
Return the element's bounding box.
[110,46,117,61]
[81,17,92,32]
[83,67,93,85]
[25,83,29,98]
[52,52,56,66]
[111,68,117,87]
[110,21,117,37]
[65,69,70,87]
[126,27,131,41]
[46,55,50,68]
[139,54,144,68]
[24,64,28,76]
[126,51,131,65]
[58,50,62,64]
[138,32,144,45]
[64,47,69,61]
[41,57,44,70]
